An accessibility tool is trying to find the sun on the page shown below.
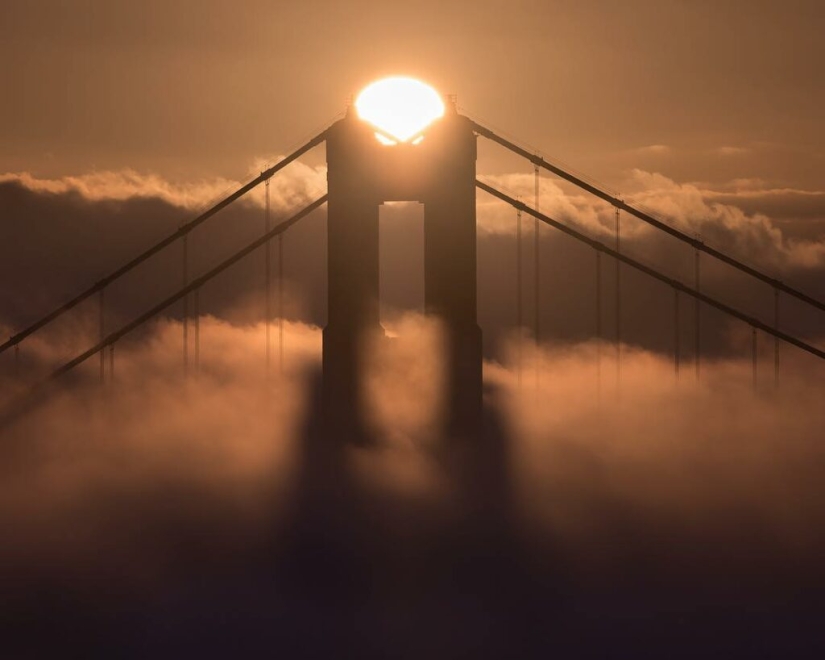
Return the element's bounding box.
[355,77,445,144]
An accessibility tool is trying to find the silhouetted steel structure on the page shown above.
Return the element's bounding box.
[475,182,825,361]
[324,103,482,440]
[3,105,825,433]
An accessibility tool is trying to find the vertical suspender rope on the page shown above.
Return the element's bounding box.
[109,344,115,380]
[674,287,680,378]
[596,249,602,401]
[183,233,189,376]
[265,178,272,379]
[615,207,621,391]
[278,233,284,373]
[194,288,200,375]
[774,288,780,388]
[534,164,540,392]
[752,327,758,392]
[516,205,523,388]
[695,247,701,380]
[99,289,105,384]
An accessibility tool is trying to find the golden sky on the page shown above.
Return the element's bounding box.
[1,0,823,190]
[1,0,823,354]
[2,6,825,652]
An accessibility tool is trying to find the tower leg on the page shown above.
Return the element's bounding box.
[322,194,381,442]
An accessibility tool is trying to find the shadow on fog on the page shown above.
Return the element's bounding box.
[2,326,825,657]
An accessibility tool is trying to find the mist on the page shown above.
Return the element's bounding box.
[2,307,824,655]
[2,159,824,655]
[495,339,825,585]
[0,318,318,585]
[3,313,823,579]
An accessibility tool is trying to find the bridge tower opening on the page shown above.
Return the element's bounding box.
[323,100,482,441]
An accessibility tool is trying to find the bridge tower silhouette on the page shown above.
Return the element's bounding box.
[2,88,824,435]
[324,101,481,440]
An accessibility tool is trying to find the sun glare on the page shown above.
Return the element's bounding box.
[355,77,445,144]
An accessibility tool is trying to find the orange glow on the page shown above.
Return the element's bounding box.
[355,77,445,144]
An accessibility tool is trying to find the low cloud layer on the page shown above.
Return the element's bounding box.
[1,312,823,654]
[0,317,320,584]
[0,157,327,212]
[3,316,823,582]
[3,160,823,381]
[479,169,825,272]
[492,339,825,583]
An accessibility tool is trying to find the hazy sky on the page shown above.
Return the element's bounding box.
[2,0,824,360]
[2,0,824,188]
[3,5,825,652]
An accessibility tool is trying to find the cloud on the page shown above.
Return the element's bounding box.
[2,162,823,380]
[245,156,328,211]
[625,170,825,269]
[5,159,823,281]
[492,337,825,579]
[700,184,825,225]
[715,146,750,156]
[3,317,824,588]
[0,170,241,211]
[0,157,327,213]
[364,313,446,449]
[477,174,613,239]
[1,312,824,654]
[0,316,321,585]
[478,169,825,273]
[0,167,329,335]
[634,144,671,156]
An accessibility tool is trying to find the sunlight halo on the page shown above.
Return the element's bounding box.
[355,77,445,144]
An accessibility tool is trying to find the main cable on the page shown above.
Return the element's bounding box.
[0,196,328,427]
[476,180,825,362]
[471,120,825,314]
[0,131,328,356]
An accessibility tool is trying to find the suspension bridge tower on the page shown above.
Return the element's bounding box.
[323,96,482,441]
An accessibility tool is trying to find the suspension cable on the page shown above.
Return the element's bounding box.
[674,287,680,378]
[596,249,602,400]
[615,207,621,388]
[476,181,825,362]
[194,287,201,375]
[534,164,540,393]
[0,196,328,424]
[0,131,328,357]
[183,233,189,376]
[471,120,825,314]
[753,327,758,392]
[278,233,284,373]
[99,288,105,384]
[265,178,272,379]
[695,247,700,380]
[774,288,780,388]
[516,204,523,388]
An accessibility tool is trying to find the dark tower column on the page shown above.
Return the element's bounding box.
[423,114,482,438]
[322,105,482,441]
[323,115,383,440]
